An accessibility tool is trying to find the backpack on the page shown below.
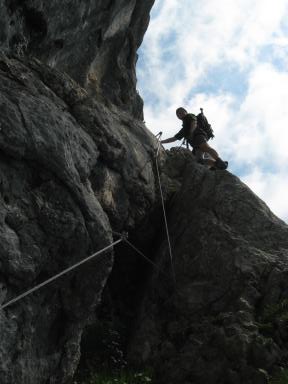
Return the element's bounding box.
[196,109,214,140]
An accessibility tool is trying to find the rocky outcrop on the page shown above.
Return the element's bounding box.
[128,150,288,384]
[0,1,156,382]
[0,52,158,383]
[1,1,288,384]
[0,0,153,117]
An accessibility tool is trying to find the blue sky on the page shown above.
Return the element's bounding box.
[137,0,288,223]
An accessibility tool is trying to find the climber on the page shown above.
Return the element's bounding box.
[161,107,228,170]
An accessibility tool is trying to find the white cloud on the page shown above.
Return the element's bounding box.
[139,0,288,106]
[138,0,288,222]
[243,168,288,221]
[230,64,288,165]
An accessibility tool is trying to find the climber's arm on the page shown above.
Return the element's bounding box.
[161,128,184,144]
[161,137,178,144]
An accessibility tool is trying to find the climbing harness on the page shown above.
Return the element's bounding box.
[155,132,176,285]
[176,138,189,151]
[0,236,124,310]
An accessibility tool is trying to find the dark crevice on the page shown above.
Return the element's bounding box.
[24,8,47,43]
[47,306,69,353]
[6,0,22,14]
[76,215,169,377]
[102,0,115,12]
[7,1,47,50]
[0,60,11,72]
[54,39,64,50]
[96,29,103,48]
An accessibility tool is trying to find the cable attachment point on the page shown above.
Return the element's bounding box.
[121,232,129,241]
[112,230,128,241]
[155,132,163,139]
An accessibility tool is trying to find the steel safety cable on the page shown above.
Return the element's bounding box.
[0,237,123,310]
[155,134,176,285]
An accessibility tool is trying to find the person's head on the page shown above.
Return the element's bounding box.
[176,107,188,120]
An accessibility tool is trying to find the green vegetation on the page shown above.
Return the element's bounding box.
[257,299,288,337]
[257,300,288,384]
[260,300,288,324]
[269,369,288,384]
[74,320,153,384]
[76,371,152,384]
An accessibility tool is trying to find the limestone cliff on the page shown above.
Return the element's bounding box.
[129,149,288,384]
[0,1,156,383]
[0,2,288,384]
[0,0,150,117]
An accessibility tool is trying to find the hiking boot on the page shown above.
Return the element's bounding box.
[215,158,228,170]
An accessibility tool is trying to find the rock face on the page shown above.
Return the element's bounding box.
[1,2,288,384]
[0,0,153,118]
[128,150,288,384]
[0,1,156,383]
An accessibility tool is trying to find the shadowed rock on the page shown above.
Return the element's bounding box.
[0,0,154,118]
[0,0,156,382]
[1,1,288,384]
[128,149,288,384]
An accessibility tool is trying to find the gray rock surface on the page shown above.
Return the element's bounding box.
[0,52,158,383]
[1,1,288,384]
[0,1,156,382]
[128,149,288,384]
[0,0,154,118]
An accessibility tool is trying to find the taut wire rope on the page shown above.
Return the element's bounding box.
[0,237,123,310]
[155,133,176,285]
[0,131,178,311]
